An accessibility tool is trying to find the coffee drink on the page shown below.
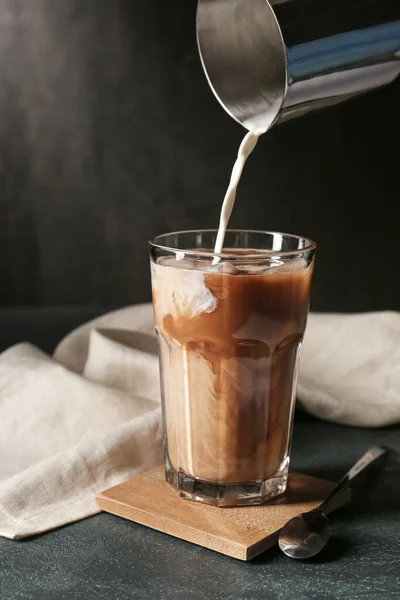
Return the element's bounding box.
[151,249,313,502]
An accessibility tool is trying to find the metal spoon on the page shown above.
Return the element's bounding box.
[278,445,388,559]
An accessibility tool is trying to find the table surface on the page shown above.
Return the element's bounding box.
[1,308,399,600]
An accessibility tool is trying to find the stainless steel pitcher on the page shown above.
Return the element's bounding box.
[197,0,400,131]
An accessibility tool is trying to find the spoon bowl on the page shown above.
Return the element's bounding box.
[278,446,387,559]
[278,510,331,559]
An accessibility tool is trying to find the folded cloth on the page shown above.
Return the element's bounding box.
[298,311,400,427]
[0,305,162,540]
[1,304,399,539]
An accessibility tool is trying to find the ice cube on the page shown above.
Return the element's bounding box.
[269,258,308,274]
[151,260,217,319]
[207,261,239,275]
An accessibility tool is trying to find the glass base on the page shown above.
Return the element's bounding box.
[165,456,289,507]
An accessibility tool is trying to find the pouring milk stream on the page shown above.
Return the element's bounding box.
[213,129,265,263]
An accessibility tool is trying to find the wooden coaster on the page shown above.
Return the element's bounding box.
[96,466,350,561]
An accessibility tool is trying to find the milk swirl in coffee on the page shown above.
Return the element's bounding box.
[151,131,314,502]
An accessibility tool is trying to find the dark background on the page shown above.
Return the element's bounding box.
[0,0,399,311]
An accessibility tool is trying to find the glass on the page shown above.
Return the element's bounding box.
[149,230,316,506]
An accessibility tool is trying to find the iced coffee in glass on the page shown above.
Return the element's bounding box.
[149,230,316,506]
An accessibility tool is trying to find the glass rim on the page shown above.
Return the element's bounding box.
[149,229,316,259]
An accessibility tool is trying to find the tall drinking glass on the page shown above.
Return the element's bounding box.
[149,230,316,506]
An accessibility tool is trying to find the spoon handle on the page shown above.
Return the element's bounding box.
[319,445,388,514]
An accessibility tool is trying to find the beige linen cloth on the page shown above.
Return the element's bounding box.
[1,304,399,539]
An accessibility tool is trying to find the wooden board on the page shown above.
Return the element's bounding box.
[96,466,350,561]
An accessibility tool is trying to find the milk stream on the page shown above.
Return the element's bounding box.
[213,130,264,264]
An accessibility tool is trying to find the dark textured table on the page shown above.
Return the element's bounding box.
[1,309,399,600]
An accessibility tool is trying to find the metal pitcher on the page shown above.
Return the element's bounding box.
[197,0,400,131]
